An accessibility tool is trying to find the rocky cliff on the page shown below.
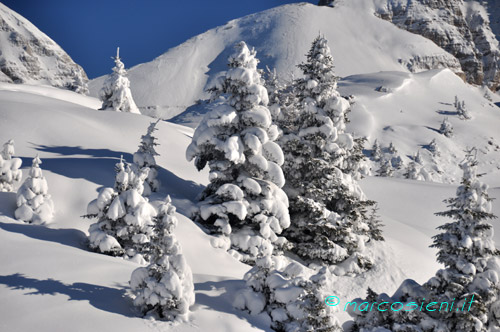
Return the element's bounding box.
[0,3,87,90]
[374,0,500,91]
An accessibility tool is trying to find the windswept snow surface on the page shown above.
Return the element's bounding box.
[89,0,459,119]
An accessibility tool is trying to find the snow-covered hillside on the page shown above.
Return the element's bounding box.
[89,0,460,119]
[3,0,500,331]
[0,3,87,89]
[2,70,500,330]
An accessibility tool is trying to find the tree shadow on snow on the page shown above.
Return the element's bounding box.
[19,156,120,189]
[24,145,205,203]
[436,110,458,116]
[0,221,88,250]
[32,144,128,159]
[0,192,16,218]
[156,167,204,204]
[0,273,133,317]
[424,126,441,134]
[194,278,272,331]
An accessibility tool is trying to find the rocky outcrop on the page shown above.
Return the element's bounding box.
[0,3,87,90]
[374,0,500,91]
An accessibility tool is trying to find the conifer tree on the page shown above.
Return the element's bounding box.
[455,97,471,120]
[429,138,440,156]
[0,139,22,192]
[440,118,454,137]
[15,155,54,224]
[371,139,382,162]
[2,139,15,160]
[404,160,421,180]
[376,158,393,177]
[99,47,140,114]
[388,141,397,154]
[186,41,290,263]
[86,156,157,261]
[279,36,381,269]
[414,150,423,165]
[426,151,500,331]
[132,120,161,196]
[130,196,195,321]
[351,152,500,332]
[235,256,342,331]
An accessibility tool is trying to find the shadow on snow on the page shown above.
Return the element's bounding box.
[0,273,133,317]
[0,221,88,250]
[194,278,272,331]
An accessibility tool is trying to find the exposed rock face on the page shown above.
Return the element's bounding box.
[0,3,87,90]
[374,0,500,91]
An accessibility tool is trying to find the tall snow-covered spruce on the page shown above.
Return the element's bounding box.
[130,196,194,321]
[186,41,290,263]
[0,139,22,192]
[350,152,500,332]
[132,121,161,196]
[15,155,54,224]
[85,156,157,262]
[99,47,140,114]
[426,152,500,331]
[278,35,382,271]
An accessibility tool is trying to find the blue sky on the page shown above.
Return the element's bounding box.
[3,0,314,78]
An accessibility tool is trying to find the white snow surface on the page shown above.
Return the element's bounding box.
[3,72,500,330]
[2,1,500,330]
[88,0,458,119]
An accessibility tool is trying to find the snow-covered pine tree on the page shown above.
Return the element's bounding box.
[425,151,500,331]
[130,196,195,321]
[456,100,471,120]
[371,139,382,162]
[439,118,453,137]
[428,138,440,156]
[404,160,422,180]
[0,139,22,192]
[2,139,15,160]
[343,136,371,180]
[15,155,54,224]
[86,156,157,261]
[186,41,290,263]
[350,152,500,332]
[235,256,342,331]
[376,158,393,177]
[132,120,161,196]
[99,47,140,114]
[414,150,423,165]
[264,66,285,121]
[388,141,397,154]
[279,35,381,269]
[386,141,404,169]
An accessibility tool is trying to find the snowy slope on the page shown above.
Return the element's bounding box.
[2,78,500,331]
[0,3,87,88]
[0,84,269,332]
[339,69,500,184]
[88,0,459,119]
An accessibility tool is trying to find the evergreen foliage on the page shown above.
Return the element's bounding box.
[186,41,290,263]
[99,47,140,114]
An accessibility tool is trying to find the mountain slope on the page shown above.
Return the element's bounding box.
[374,0,500,91]
[1,80,500,331]
[0,2,87,89]
[89,0,460,119]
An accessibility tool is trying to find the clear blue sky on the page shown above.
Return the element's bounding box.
[2,0,314,78]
